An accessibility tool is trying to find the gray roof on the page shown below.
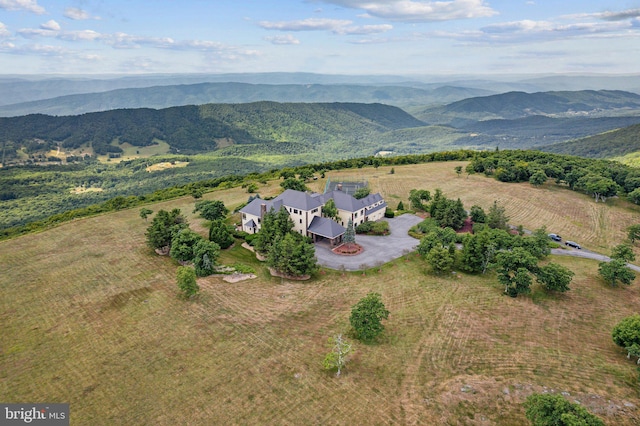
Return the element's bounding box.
[239,197,284,217]
[245,219,257,228]
[275,189,323,211]
[308,216,346,239]
[319,190,385,213]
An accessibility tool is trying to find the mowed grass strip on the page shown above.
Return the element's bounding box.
[1,162,640,425]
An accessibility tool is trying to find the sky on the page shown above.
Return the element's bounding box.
[0,0,639,76]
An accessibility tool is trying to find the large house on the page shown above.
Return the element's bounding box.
[240,188,387,246]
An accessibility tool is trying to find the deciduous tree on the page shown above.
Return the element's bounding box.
[139,207,153,221]
[322,198,338,220]
[535,263,574,293]
[322,334,352,377]
[496,247,538,297]
[612,314,640,364]
[529,170,547,187]
[598,258,635,287]
[627,224,640,244]
[353,187,370,200]
[176,266,199,299]
[524,393,604,426]
[193,200,228,221]
[611,243,635,263]
[350,292,390,342]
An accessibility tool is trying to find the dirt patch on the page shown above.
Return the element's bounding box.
[222,273,257,283]
[435,375,639,425]
[145,161,188,172]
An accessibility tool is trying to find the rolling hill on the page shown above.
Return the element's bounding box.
[453,115,640,150]
[539,122,640,158]
[0,82,493,117]
[414,90,640,124]
[0,102,427,157]
[1,162,639,425]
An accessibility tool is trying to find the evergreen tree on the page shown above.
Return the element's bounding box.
[145,208,188,250]
[193,240,220,277]
[486,200,509,231]
[343,218,356,245]
[267,233,317,277]
[209,219,235,249]
[170,229,202,262]
[426,246,455,275]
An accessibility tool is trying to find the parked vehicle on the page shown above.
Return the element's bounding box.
[548,233,562,242]
[565,241,581,249]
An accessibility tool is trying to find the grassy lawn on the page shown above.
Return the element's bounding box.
[1,162,640,425]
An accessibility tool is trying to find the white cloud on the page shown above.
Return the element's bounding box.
[0,21,10,37]
[321,0,497,22]
[40,20,60,31]
[565,8,640,22]
[264,34,301,45]
[335,24,393,35]
[0,0,45,14]
[64,7,100,20]
[259,18,353,32]
[259,18,392,35]
[427,17,640,44]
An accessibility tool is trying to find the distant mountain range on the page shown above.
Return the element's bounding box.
[1,72,639,116]
[0,82,493,117]
[2,85,640,165]
[414,90,640,124]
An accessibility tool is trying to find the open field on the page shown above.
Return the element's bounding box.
[1,162,640,425]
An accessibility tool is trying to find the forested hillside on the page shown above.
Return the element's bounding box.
[415,90,640,123]
[540,123,640,158]
[453,115,640,149]
[0,102,425,157]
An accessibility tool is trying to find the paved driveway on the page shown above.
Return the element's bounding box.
[314,214,423,271]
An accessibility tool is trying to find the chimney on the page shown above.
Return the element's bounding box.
[260,203,267,219]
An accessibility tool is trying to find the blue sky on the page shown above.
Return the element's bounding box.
[0,0,639,75]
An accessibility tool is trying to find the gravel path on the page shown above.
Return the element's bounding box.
[551,248,640,272]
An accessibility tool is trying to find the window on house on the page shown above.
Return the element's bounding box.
[294,209,299,214]
[242,213,246,219]
[355,212,358,218]
[299,219,302,224]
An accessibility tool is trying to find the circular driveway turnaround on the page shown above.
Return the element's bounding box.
[314,214,424,271]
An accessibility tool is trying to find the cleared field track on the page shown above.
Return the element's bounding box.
[1,162,640,425]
